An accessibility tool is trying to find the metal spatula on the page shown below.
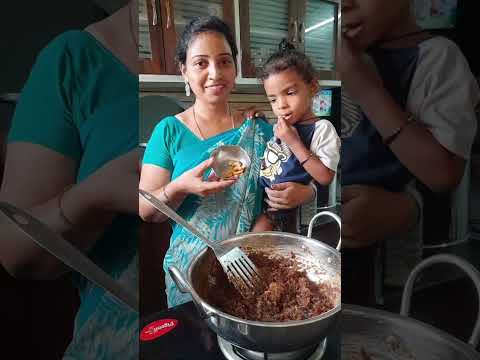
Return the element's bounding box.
[139,189,263,297]
[0,201,139,312]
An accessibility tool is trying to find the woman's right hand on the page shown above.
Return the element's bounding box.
[60,148,142,226]
[242,106,265,120]
[139,157,236,223]
[173,157,237,197]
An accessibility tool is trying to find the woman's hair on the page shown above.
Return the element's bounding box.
[260,39,317,83]
[175,16,238,67]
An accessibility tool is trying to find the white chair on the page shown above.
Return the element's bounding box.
[423,159,471,250]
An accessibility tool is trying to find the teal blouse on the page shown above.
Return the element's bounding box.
[8,30,138,359]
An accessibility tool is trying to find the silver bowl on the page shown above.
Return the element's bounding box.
[211,145,251,179]
[168,228,341,353]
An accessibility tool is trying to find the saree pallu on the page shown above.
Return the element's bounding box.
[164,118,272,307]
[63,252,139,359]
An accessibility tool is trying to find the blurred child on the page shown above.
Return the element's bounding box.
[340,0,479,294]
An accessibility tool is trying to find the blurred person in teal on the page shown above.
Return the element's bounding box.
[0,1,140,358]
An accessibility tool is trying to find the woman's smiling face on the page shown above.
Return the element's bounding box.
[181,31,237,105]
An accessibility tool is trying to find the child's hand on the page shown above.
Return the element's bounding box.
[338,35,383,104]
[275,117,301,147]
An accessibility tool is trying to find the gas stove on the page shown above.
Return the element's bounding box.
[218,336,328,360]
[140,301,340,360]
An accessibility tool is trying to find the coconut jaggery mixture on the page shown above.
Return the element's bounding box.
[204,250,337,322]
[222,160,246,178]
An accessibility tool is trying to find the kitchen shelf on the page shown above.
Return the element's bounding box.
[139,75,341,93]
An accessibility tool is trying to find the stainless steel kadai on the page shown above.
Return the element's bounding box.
[168,211,342,353]
[341,254,480,360]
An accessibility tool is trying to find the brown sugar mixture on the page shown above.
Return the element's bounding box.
[203,250,337,322]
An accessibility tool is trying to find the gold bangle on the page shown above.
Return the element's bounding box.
[58,184,75,227]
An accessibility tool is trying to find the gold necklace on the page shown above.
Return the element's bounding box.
[192,104,235,140]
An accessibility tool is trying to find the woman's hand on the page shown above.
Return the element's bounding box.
[242,106,265,120]
[0,146,142,277]
[139,158,236,223]
[173,157,237,197]
[62,148,142,226]
[341,185,418,248]
[275,117,301,147]
[265,182,315,210]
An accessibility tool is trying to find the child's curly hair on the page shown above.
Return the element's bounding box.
[259,39,317,83]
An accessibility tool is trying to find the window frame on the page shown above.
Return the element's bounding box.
[150,0,237,75]
[139,0,166,74]
[239,0,340,80]
[297,0,340,80]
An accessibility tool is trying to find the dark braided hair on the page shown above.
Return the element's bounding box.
[175,16,238,68]
[260,39,317,83]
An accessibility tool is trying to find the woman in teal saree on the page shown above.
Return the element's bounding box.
[143,115,271,306]
[139,16,315,308]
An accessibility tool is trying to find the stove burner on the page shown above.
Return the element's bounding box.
[218,336,327,360]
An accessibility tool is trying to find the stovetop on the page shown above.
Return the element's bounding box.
[140,302,340,360]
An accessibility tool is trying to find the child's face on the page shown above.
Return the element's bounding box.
[263,68,317,125]
[342,0,412,49]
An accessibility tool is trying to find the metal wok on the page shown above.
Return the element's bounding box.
[341,254,480,360]
[169,211,342,353]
